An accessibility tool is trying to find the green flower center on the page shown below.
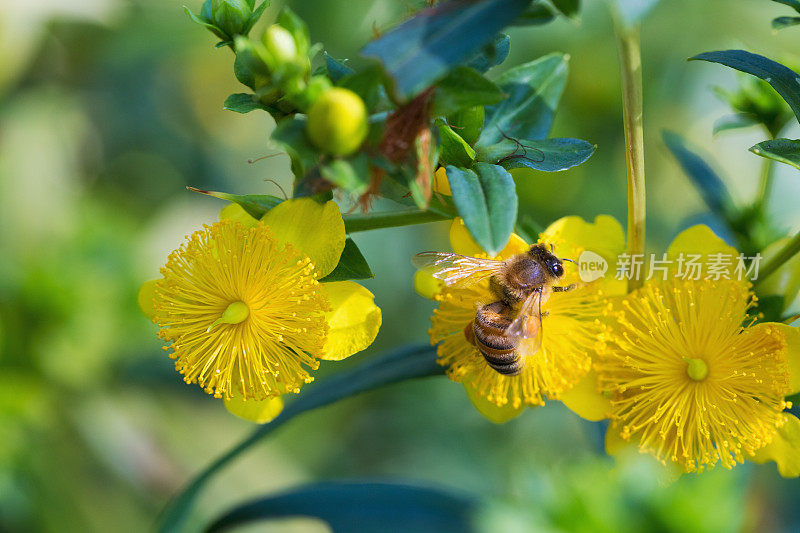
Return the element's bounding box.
[684,357,709,381]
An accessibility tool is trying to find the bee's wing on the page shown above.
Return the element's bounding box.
[505,287,549,356]
[412,252,505,288]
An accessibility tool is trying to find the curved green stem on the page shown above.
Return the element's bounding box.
[344,209,451,233]
[614,21,646,292]
[755,231,800,286]
[157,345,443,533]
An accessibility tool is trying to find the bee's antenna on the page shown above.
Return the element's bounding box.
[550,243,555,253]
[561,258,576,264]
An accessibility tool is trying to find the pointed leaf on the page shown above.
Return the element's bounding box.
[325,52,355,82]
[750,138,800,170]
[512,4,555,26]
[438,120,476,167]
[157,345,443,533]
[774,0,800,13]
[466,34,510,72]
[690,50,800,124]
[319,238,373,282]
[477,137,595,171]
[662,131,735,217]
[431,66,505,116]
[446,163,517,255]
[551,0,580,17]
[206,481,479,533]
[187,187,283,219]
[223,93,272,114]
[478,53,568,146]
[773,16,800,29]
[361,0,531,101]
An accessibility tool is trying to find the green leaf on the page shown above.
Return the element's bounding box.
[750,138,800,170]
[446,163,517,255]
[157,344,443,533]
[223,93,270,114]
[206,481,479,533]
[477,53,568,146]
[320,155,370,194]
[324,52,354,82]
[270,116,319,180]
[437,120,476,168]
[690,50,800,124]
[361,0,531,101]
[512,4,556,26]
[318,238,373,282]
[712,113,759,135]
[431,66,505,117]
[773,16,800,30]
[551,0,580,17]
[662,131,735,218]
[477,137,595,171]
[774,0,800,13]
[186,187,283,219]
[466,33,510,72]
[243,1,269,35]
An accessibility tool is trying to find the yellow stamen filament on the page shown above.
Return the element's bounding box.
[153,220,330,400]
[598,278,791,473]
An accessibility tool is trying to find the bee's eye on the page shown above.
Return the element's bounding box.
[551,262,564,277]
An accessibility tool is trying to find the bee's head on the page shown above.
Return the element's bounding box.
[528,243,570,279]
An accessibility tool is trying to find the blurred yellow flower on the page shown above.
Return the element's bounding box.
[140,199,381,423]
[588,226,800,475]
[424,215,625,422]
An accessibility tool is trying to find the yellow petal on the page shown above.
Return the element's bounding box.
[666,225,740,280]
[319,281,381,361]
[224,392,284,424]
[448,217,528,259]
[433,167,452,196]
[137,279,158,320]
[414,268,444,300]
[771,323,800,394]
[540,215,626,292]
[558,369,610,421]
[219,203,259,227]
[261,198,346,278]
[749,414,800,477]
[463,379,525,423]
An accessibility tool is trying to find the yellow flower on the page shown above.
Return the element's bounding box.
[423,215,626,422]
[139,199,381,423]
[584,225,800,475]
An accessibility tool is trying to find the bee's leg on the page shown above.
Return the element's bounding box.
[552,283,576,292]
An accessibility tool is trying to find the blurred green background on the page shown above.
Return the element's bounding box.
[2,0,800,531]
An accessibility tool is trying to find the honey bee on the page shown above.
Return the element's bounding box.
[413,244,575,376]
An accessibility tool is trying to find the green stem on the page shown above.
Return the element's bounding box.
[756,151,775,215]
[344,209,451,233]
[755,231,800,286]
[157,345,443,533]
[614,21,646,292]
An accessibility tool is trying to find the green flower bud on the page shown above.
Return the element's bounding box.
[446,105,485,146]
[306,88,368,156]
[262,24,298,65]
[211,0,252,39]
